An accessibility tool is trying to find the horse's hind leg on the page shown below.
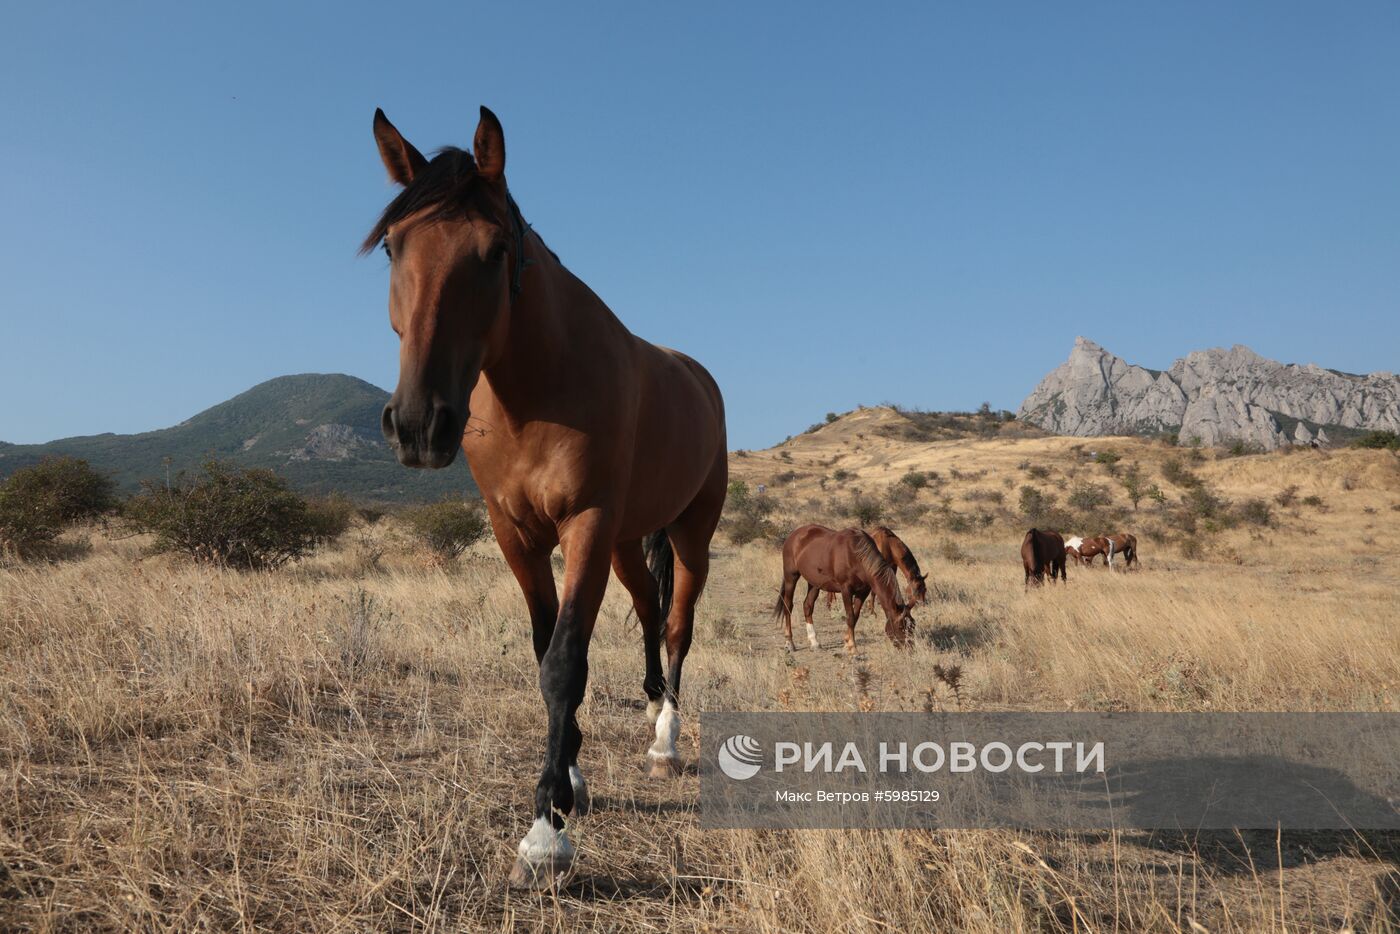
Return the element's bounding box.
[778,570,799,652]
[647,485,723,779]
[802,582,821,650]
[611,541,664,729]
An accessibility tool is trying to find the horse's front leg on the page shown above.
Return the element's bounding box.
[510,513,614,889]
[841,590,858,654]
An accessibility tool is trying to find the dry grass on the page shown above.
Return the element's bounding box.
[2,420,1398,931]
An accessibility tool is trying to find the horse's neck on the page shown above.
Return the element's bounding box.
[482,233,617,414]
[864,566,900,619]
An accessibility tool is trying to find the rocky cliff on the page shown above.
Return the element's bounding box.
[1018,337,1400,449]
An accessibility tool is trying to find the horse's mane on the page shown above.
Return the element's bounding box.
[361,148,478,254]
[852,532,902,607]
[360,147,556,261]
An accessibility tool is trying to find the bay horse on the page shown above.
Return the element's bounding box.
[824,525,928,616]
[777,524,915,653]
[1021,528,1067,587]
[364,107,727,888]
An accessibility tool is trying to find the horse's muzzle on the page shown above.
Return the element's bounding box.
[381,398,462,469]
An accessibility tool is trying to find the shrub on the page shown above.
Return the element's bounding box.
[1235,498,1273,527]
[825,412,839,424]
[1120,463,1145,510]
[124,461,323,569]
[1093,450,1121,467]
[832,469,853,483]
[404,499,491,561]
[1352,430,1400,450]
[306,494,355,544]
[898,470,929,491]
[1024,464,1051,481]
[0,457,117,558]
[1161,457,1202,489]
[844,492,885,528]
[1222,438,1265,457]
[1275,485,1300,508]
[1301,494,1325,509]
[1018,486,1051,521]
[724,487,778,545]
[1066,482,1112,513]
[771,470,798,487]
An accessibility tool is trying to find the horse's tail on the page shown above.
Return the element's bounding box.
[643,530,674,623]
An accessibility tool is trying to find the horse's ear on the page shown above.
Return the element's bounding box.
[474,105,506,181]
[373,108,426,187]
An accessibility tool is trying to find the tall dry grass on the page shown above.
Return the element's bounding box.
[1,451,1397,932]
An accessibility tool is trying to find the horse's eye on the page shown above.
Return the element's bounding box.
[490,243,508,264]
[381,240,392,259]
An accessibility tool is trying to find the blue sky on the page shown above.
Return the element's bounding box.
[2,2,1397,450]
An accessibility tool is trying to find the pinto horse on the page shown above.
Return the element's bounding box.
[1072,535,1111,566]
[777,525,914,653]
[825,525,928,616]
[364,108,727,888]
[1022,528,1067,587]
[1105,532,1138,569]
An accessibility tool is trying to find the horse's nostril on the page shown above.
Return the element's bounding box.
[381,404,398,445]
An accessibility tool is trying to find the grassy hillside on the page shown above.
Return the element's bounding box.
[0,374,476,502]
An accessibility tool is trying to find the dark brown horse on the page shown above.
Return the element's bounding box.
[365,107,727,888]
[777,524,914,653]
[825,525,928,616]
[1022,528,1067,587]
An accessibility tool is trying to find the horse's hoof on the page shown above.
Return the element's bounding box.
[647,753,682,778]
[569,765,590,817]
[785,641,796,653]
[510,819,576,890]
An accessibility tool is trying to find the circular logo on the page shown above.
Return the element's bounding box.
[717,734,763,780]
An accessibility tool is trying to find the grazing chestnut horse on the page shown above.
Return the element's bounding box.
[1105,532,1138,569]
[776,525,914,653]
[825,525,928,616]
[1022,528,1067,587]
[364,107,727,888]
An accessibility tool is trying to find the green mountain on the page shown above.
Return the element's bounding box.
[0,374,476,502]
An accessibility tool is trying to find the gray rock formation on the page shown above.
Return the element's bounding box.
[1018,337,1400,449]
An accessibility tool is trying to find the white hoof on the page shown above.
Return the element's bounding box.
[509,817,576,889]
[569,765,590,816]
[646,699,682,778]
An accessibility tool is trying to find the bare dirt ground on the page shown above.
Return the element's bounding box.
[2,409,1398,931]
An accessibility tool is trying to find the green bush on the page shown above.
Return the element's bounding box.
[404,499,491,560]
[306,494,355,544]
[1352,430,1400,451]
[0,457,116,558]
[844,492,885,528]
[1067,482,1112,512]
[898,470,929,491]
[124,461,323,569]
